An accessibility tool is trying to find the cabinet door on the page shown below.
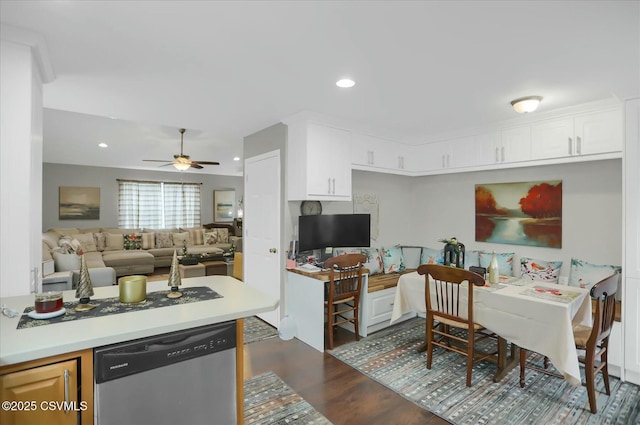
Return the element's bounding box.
[531,117,574,160]
[575,109,623,155]
[350,133,372,166]
[499,125,532,163]
[448,136,476,169]
[306,123,351,198]
[414,141,450,171]
[1,359,79,425]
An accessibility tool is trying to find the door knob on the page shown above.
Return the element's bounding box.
[269,248,277,253]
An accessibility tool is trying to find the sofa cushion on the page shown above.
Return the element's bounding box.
[141,232,155,249]
[74,233,97,252]
[83,251,106,268]
[420,246,444,265]
[51,227,80,236]
[172,232,190,247]
[155,232,173,248]
[148,247,180,258]
[479,251,515,276]
[520,257,563,283]
[104,233,125,251]
[381,245,405,274]
[465,250,481,268]
[43,242,53,261]
[102,250,155,267]
[53,252,81,272]
[102,228,139,235]
[42,230,61,250]
[186,228,205,246]
[79,227,102,234]
[568,258,621,290]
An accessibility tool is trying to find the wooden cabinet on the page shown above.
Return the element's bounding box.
[287,121,352,200]
[0,350,93,425]
[531,108,622,160]
[351,133,408,172]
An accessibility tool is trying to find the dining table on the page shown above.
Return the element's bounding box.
[390,271,592,386]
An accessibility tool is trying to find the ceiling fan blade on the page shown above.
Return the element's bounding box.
[190,163,204,169]
[192,161,220,165]
[143,159,173,162]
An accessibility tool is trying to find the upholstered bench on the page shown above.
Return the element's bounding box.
[102,250,155,277]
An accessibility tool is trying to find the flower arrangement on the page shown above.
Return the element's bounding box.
[439,237,460,253]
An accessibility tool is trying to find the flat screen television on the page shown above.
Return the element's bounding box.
[298,214,371,252]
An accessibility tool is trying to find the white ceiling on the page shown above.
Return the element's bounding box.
[2,1,639,176]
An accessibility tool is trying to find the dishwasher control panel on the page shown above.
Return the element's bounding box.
[94,320,236,383]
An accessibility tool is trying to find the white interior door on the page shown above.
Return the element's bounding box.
[244,150,281,327]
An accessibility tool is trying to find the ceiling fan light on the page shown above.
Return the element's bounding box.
[173,162,190,171]
[511,96,543,113]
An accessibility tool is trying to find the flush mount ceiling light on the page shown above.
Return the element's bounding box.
[98,142,108,148]
[511,96,543,113]
[336,78,355,88]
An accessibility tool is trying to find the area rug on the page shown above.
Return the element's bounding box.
[244,371,332,424]
[328,318,640,425]
[244,316,278,344]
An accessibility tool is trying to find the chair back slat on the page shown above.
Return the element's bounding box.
[324,253,366,301]
[417,264,485,325]
[589,273,619,347]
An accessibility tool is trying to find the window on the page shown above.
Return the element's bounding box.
[118,180,201,229]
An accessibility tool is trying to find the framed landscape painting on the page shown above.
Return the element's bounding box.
[475,180,562,248]
[214,189,235,222]
[59,186,100,220]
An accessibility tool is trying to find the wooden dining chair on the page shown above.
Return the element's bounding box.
[519,272,619,414]
[323,253,366,350]
[417,264,496,387]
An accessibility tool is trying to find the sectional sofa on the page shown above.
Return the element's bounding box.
[42,223,242,288]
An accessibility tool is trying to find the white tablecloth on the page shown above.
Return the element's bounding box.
[390,271,592,386]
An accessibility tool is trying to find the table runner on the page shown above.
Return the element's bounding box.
[17,286,222,329]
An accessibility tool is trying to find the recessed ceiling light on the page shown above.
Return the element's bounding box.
[233,156,240,161]
[336,78,355,88]
[98,142,108,148]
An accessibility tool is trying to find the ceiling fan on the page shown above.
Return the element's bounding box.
[143,128,220,170]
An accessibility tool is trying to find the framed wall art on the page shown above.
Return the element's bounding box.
[214,189,235,222]
[59,186,100,220]
[475,180,562,248]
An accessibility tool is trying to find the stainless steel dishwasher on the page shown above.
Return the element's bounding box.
[94,320,237,425]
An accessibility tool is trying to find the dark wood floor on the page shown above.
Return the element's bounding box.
[244,324,451,425]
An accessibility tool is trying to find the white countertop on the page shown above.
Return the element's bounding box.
[0,276,279,366]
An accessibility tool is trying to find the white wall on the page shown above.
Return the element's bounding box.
[43,163,243,231]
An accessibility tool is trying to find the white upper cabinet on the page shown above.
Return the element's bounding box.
[287,121,352,201]
[531,108,622,160]
[351,133,408,172]
[414,136,477,172]
[495,125,532,164]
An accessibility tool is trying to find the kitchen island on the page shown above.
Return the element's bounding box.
[0,275,278,425]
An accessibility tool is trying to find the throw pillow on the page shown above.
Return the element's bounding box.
[104,233,124,251]
[93,232,107,251]
[52,251,81,271]
[74,233,97,252]
[420,247,445,265]
[568,258,621,290]
[141,232,155,250]
[187,228,205,246]
[204,229,229,245]
[479,251,515,276]
[361,248,383,275]
[520,257,563,283]
[381,245,405,274]
[42,230,61,250]
[204,231,219,245]
[172,232,190,247]
[465,250,481,268]
[155,232,173,248]
[215,228,229,243]
[123,234,142,250]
